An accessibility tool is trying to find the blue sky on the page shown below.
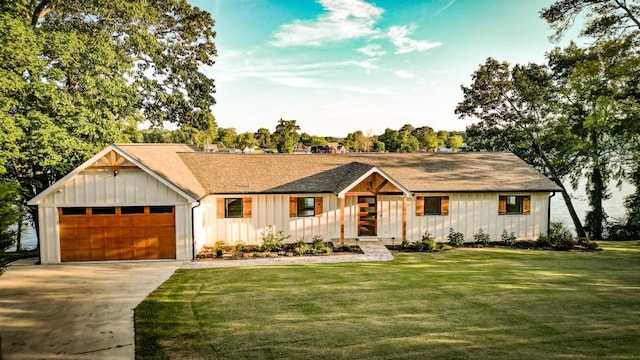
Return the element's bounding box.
[192,0,582,137]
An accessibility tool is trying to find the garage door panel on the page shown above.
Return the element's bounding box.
[59,206,176,262]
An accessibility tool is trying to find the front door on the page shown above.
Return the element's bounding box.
[358,196,377,236]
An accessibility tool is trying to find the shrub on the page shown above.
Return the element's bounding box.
[412,231,436,252]
[413,240,425,252]
[473,229,491,247]
[215,248,224,258]
[501,229,517,247]
[447,228,464,247]
[259,225,289,252]
[401,239,411,250]
[537,222,577,250]
[342,244,352,252]
[234,241,246,256]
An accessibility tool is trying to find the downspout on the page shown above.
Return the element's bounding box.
[547,192,556,236]
[191,200,202,262]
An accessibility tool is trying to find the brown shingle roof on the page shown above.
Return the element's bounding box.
[177,152,561,195]
[114,144,207,199]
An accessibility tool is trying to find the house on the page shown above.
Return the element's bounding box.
[28,144,561,264]
[325,142,346,154]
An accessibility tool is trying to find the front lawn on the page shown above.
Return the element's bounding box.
[135,242,640,359]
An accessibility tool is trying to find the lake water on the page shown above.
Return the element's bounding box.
[5,181,633,251]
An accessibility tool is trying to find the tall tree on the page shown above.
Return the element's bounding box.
[254,127,272,149]
[216,128,238,149]
[542,0,640,237]
[0,181,21,252]
[541,0,640,43]
[271,118,300,154]
[1,0,217,244]
[446,134,465,151]
[456,57,587,237]
[548,40,640,238]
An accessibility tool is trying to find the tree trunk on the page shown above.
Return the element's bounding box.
[533,140,587,237]
[552,177,587,238]
[16,213,23,252]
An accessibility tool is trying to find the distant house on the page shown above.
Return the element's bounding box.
[204,144,219,153]
[293,143,311,154]
[28,144,561,264]
[325,142,346,154]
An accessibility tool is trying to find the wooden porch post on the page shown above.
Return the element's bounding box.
[402,197,407,241]
[340,197,345,245]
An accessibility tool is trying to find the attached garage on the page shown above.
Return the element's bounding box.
[28,144,205,264]
[58,206,176,261]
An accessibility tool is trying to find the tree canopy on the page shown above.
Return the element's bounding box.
[0,0,218,247]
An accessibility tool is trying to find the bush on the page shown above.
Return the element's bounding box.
[447,228,464,247]
[473,229,490,247]
[411,231,436,252]
[342,244,352,252]
[234,241,246,256]
[501,229,517,247]
[259,225,289,252]
[293,235,331,255]
[537,222,577,250]
[215,248,224,258]
[401,239,411,250]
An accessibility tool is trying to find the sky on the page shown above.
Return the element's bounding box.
[191,0,583,138]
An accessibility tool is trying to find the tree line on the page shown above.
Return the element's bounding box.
[137,119,466,154]
[1,0,639,252]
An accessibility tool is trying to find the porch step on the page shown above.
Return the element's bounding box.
[357,244,394,261]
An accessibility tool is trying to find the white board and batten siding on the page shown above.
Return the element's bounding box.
[36,168,194,263]
[198,194,343,247]
[198,192,551,248]
[407,192,550,242]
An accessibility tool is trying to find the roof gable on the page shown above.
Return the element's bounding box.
[28,144,201,205]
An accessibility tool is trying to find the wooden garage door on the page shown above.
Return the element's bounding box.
[58,206,176,262]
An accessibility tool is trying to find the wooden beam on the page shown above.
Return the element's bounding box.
[340,197,345,245]
[402,197,407,241]
[374,179,389,193]
[345,191,375,196]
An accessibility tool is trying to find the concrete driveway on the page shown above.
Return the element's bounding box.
[0,260,180,360]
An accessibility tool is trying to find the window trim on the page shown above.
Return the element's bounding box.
[217,197,252,219]
[498,195,531,216]
[289,196,323,218]
[224,198,244,219]
[297,197,316,217]
[416,196,449,216]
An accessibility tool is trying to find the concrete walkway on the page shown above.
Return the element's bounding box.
[182,243,394,268]
[0,245,393,359]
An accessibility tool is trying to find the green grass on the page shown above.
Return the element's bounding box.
[135,242,640,359]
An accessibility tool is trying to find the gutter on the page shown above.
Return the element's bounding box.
[191,200,202,261]
[547,192,556,235]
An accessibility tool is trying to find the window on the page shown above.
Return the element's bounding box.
[121,206,145,215]
[92,207,116,215]
[225,198,243,218]
[297,197,316,217]
[289,197,323,218]
[424,197,442,215]
[416,196,449,216]
[149,206,173,214]
[61,207,87,216]
[217,198,252,219]
[499,195,531,215]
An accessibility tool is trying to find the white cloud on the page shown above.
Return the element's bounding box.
[394,70,414,78]
[387,25,442,54]
[270,0,383,47]
[357,44,387,57]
